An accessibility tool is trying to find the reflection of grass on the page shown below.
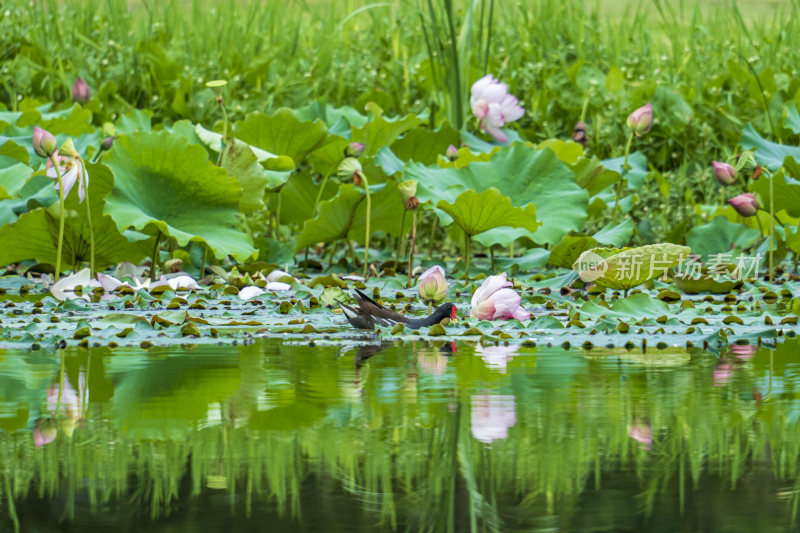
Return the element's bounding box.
[3,342,800,530]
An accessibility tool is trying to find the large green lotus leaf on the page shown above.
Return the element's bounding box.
[0,163,151,270]
[602,151,649,189]
[390,124,459,165]
[233,109,327,165]
[548,236,599,268]
[573,156,622,196]
[785,225,800,255]
[103,132,254,261]
[277,170,339,226]
[307,135,349,178]
[405,143,587,245]
[32,105,95,137]
[0,139,29,164]
[437,188,538,238]
[350,103,421,156]
[194,123,282,163]
[593,219,634,247]
[348,180,405,243]
[784,102,800,135]
[0,154,32,200]
[220,139,289,211]
[537,139,584,165]
[686,216,760,260]
[295,184,363,250]
[548,220,633,268]
[295,182,403,250]
[573,243,690,290]
[749,165,800,218]
[115,109,153,135]
[740,123,800,170]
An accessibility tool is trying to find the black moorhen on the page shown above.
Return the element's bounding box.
[337,289,457,330]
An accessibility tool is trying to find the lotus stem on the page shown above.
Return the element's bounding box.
[407,207,418,288]
[80,160,95,276]
[362,173,372,279]
[200,242,208,278]
[396,208,408,268]
[275,193,282,241]
[464,231,471,280]
[49,154,67,282]
[769,172,774,283]
[217,97,229,166]
[150,230,162,282]
[613,132,634,224]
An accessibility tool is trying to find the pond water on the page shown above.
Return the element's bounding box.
[1,337,800,532]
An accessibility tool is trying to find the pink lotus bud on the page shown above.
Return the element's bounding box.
[470,272,530,321]
[72,77,90,104]
[626,102,653,137]
[33,126,57,157]
[711,161,737,186]
[728,193,759,217]
[345,142,365,158]
[446,144,459,161]
[101,136,115,151]
[417,265,448,303]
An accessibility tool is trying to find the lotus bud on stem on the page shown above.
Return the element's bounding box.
[72,77,90,104]
[206,80,229,165]
[34,126,65,281]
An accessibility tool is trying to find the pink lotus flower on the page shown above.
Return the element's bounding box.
[712,161,737,186]
[46,151,88,202]
[470,74,524,143]
[728,193,758,217]
[470,272,530,321]
[417,265,448,303]
[626,102,653,137]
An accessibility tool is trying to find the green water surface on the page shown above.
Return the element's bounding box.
[1,338,799,532]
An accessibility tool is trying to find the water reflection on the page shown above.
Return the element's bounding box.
[0,338,799,532]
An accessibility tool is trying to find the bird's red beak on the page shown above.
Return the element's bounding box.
[450,305,458,323]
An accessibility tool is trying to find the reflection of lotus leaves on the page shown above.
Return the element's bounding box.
[470,394,517,443]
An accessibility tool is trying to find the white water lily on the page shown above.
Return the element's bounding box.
[266,281,291,291]
[47,152,88,202]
